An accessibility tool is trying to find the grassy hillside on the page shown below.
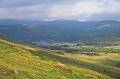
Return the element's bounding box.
[0,39,119,79]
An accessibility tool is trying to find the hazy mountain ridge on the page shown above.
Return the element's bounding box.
[0,19,120,45]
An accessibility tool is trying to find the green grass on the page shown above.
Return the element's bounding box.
[0,39,118,79]
[63,46,120,54]
[33,50,120,79]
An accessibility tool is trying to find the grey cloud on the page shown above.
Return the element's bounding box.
[88,13,120,21]
[0,5,52,20]
[0,0,120,21]
[0,0,78,8]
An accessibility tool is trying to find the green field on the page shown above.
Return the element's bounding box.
[0,39,120,79]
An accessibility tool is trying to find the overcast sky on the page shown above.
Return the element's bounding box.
[0,0,120,21]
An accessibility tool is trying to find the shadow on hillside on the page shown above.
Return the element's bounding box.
[31,50,120,79]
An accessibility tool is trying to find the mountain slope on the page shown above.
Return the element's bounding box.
[0,39,112,79]
[0,20,120,45]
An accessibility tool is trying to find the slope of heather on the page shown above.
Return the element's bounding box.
[0,39,114,79]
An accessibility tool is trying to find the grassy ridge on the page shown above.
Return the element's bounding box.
[0,39,117,79]
[33,50,120,79]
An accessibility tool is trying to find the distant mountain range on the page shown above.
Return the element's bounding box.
[0,19,120,45]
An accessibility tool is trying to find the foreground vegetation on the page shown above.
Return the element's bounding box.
[0,39,120,79]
